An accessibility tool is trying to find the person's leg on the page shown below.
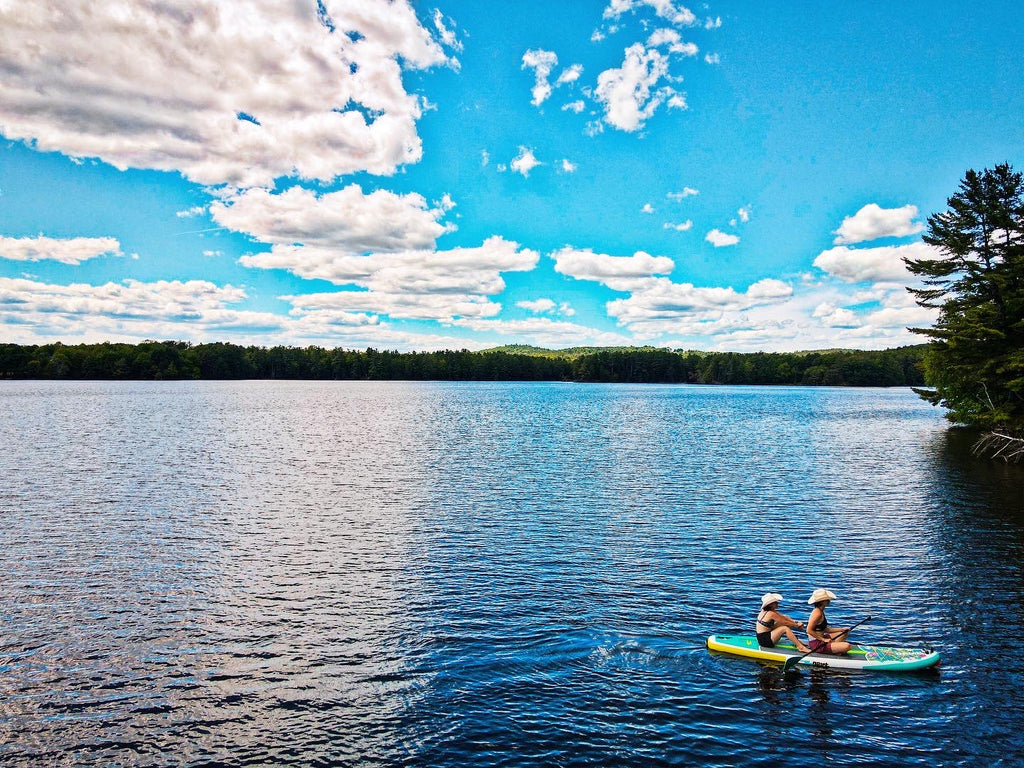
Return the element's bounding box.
[774,626,810,652]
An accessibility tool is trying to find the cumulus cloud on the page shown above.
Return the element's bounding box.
[552,246,675,292]
[603,0,697,26]
[522,49,559,107]
[0,0,452,187]
[647,29,699,56]
[241,235,539,321]
[0,235,122,264]
[0,277,499,350]
[593,42,688,131]
[737,205,751,223]
[813,302,861,328]
[663,220,693,231]
[606,277,793,337]
[705,229,739,247]
[641,203,655,214]
[667,187,699,200]
[557,64,584,85]
[432,9,464,53]
[833,203,925,244]
[517,298,557,314]
[813,242,938,283]
[450,316,633,348]
[562,100,586,114]
[561,159,578,173]
[704,53,720,65]
[595,43,682,132]
[210,185,452,253]
[510,147,543,177]
[0,276,279,339]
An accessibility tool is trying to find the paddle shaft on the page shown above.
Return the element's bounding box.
[783,614,871,671]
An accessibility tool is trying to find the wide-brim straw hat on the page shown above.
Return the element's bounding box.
[808,588,837,605]
[761,592,784,609]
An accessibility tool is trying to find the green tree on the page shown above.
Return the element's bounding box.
[905,163,1024,438]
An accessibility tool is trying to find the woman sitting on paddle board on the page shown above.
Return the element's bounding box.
[805,588,852,655]
[755,593,811,651]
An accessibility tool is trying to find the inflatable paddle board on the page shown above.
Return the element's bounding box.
[706,634,940,672]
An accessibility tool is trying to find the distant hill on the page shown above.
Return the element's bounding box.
[483,344,926,359]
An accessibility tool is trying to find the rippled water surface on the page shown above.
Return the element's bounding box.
[1,380,1022,766]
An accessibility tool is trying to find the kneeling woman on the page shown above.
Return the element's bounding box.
[806,588,852,655]
[755,593,810,652]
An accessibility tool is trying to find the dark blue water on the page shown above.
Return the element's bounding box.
[1,381,1021,766]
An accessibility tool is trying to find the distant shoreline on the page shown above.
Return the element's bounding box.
[1,341,926,388]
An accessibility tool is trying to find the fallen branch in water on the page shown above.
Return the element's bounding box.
[972,431,1024,462]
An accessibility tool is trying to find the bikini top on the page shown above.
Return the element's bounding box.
[812,611,829,632]
[757,611,776,629]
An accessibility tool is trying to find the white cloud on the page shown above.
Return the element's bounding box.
[641,203,655,214]
[606,277,793,337]
[0,235,121,264]
[663,220,694,231]
[552,246,675,292]
[432,9,464,53]
[451,316,633,348]
[667,187,699,200]
[0,277,499,350]
[176,206,207,219]
[517,298,557,314]
[813,302,862,328]
[705,229,739,247]
[240,235,539,321]
[481,150,490,167]
[813,242,938,283]
[647,29,698,56]
[522,48,559,107]
[705,16,722,29]
[666,93,689,110]
[210,185,452,253]
[559,302,576,317]
[0,0,451,187]
[737,205,751,223]
[595,43,680,132]
[556,64,583,85]
[562,100,586,114]
[0,276,273,336]
[510,147,542,177]
[704,53,721,65]
[833,203,925,244]
[285,289,502,322]
[603,1,697,27]
[561,159,578,173]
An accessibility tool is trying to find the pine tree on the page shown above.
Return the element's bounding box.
[905,163,1024,447]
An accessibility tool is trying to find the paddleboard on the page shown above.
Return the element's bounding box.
[706,634,940,672]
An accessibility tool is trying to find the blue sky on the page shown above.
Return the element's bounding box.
[1,0,1022,351]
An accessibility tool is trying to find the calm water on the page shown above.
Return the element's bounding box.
[1,380,1022,766]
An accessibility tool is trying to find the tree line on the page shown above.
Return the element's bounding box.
[0,341,926,387]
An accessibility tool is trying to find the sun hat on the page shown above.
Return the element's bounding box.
[761,592,783,609]
[808,588,837,605]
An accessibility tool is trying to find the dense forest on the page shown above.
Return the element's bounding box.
[0,341,926,387]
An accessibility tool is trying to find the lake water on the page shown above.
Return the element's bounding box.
[1,380,1022,766]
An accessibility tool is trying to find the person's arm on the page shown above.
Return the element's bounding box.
[777,611,804,629]
[806,608,829,641]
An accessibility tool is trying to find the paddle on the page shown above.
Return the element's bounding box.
[783,615,871,672]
